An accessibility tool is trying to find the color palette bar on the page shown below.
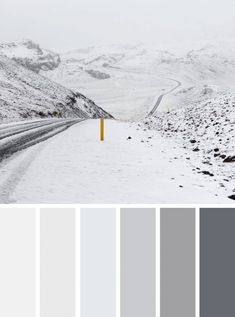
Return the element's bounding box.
[161,208,195,317]
[1,207,235,317]
[40,208,75,317]
[121,208,156,317]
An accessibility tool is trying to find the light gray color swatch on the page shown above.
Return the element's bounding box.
[81,208,116,317]
[200,208,235,317]
[0,208,35,317]
[121,208,156,317]
[161,208,195,317]
[41,208,75,317]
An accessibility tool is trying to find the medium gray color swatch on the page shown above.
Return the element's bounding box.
[41,208,75,317]
[200,208,235,317]
[161,208,195,317]
[0,208,35,317]
[81,208,116,317]
[121,208,156,317]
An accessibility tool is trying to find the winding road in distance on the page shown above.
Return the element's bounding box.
[147,78,182,116]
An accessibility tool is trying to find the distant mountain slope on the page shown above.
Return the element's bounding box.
[40,42,235,118]
[44,43,235,87]
[0,55,112,121]
[0,39,61,73]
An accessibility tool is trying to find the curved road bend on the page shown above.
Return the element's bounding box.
[147,78,181,117]
[0,118,83,162]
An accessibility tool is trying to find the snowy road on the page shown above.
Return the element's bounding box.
[147,78,182,116]
[0,118,83,162]
[0,120,230,203]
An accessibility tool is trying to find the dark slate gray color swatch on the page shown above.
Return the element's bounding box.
[41,208,75,317]
[161,208,195,317]
[121,208,156,317]
[200,208,235,317]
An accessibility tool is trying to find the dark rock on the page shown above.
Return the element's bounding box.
[223,155,235,163]
[220,154,226,159]
[201,171,214,177]
[86,69,110,80]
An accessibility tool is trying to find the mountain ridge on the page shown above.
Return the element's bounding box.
[0,54,112,121]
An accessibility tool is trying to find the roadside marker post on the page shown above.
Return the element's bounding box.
[100,118,104,141]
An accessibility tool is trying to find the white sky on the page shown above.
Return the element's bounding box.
[1,0,234,51]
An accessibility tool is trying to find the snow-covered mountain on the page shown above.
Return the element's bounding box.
[0,39,61,73]
[44,43,235,85]
[0,55,112,121]
[40,42,235,118]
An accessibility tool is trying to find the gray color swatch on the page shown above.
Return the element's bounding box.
[41,208,75,317]
[81,208,116,317]
[0,208,35,317]
[121,208,156,317]
[200,208,235,317]
[161,208,195,317]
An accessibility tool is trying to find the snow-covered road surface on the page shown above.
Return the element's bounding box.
[0,119,230,204]
[0,118,83,162]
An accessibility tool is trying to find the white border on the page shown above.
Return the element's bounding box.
[75,208,81,317]
[35,207,40,317]
[0,203,233,209]
[116,208,120,317]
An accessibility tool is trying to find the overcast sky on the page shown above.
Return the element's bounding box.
[1,0,234,51]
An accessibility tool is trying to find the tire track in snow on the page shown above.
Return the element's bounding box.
[0,119,68,140]
[0,118,83,162]
[0,143,46,203]
[0,118,84,202]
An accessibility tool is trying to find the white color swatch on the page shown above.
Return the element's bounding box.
[0,208,35,317]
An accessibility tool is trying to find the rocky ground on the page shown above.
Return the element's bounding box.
[142,91,235,200]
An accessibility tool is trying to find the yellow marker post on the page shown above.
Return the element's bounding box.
[100,118,104,141]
